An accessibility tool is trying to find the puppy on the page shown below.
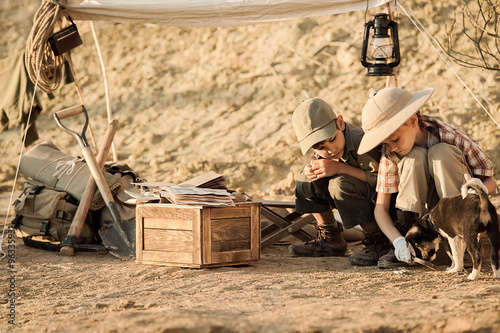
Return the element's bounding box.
[405,180,499,280]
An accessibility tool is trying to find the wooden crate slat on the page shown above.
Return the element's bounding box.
[138,205,197,219]
[250,205,261,260]
[211,217,250,242]
[210,206,250,219]
[136,216,144,262]
[212,239,251,252]
[143,229,193,252]
[195,209,205,265]
[142,250,194,264]
[211,250,255,263]
[143,217,193,230]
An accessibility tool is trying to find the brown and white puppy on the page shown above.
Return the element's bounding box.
[405,181,499,280]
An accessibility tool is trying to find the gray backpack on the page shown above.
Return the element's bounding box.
[11,179,94,244]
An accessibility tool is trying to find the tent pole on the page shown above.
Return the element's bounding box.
[385,2,398,88]
[90,21,117,162]
[65,53,99,154]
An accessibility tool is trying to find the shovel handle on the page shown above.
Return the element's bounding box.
[60,120,119,256]
[81,146,116,208]
[54,105,90,147]
[54,105,84,119]
[82,144,129,245]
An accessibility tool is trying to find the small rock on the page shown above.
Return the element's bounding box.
[115,300,135,310]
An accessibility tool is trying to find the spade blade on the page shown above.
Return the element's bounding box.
[98,219,136,260]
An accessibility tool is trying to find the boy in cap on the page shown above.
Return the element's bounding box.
[358,87,497,268]
[291,98,392,266]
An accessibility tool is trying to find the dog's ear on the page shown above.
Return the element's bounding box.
[405,225,422,258]
[405,221,421,242]
[405,215,430,244]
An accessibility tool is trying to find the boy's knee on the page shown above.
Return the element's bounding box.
[407,146,428,163]
[399,146,428,175]
[428,143,461,163]
[328,176,361,200]
[296,170,309,182]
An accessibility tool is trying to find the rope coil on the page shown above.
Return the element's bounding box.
[25,0,68,93]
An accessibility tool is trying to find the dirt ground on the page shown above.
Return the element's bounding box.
[1,190,500,333]
[2,0,500,332]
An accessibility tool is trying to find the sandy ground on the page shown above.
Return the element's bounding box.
[3,235,500,333]
[1,194,500,333]
[1,0,500,332]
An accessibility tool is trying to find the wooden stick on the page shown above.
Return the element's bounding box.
[64,53,99,154]
[60,119,119,256]
[53,105,84,120]
[90,21,117,162]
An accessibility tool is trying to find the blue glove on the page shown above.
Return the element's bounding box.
[393,236,415,264]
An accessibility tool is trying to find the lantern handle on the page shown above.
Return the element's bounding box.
[360,20,374,67]
[388,20,400,68]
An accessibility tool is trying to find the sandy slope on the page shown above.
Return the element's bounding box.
[0,0,498,196]
[1,0,500,332]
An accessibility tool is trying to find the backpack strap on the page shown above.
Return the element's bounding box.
[39,221,50,236]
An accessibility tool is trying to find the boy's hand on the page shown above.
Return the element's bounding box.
[393,236,415,264]
[305,159,343,181]
[303,161,316,180]
[311,159,343,179]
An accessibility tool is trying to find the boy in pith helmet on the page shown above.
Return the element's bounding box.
[291,98,392,266]
[358,87,496,268]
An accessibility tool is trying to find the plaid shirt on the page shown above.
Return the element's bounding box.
[377,115,494,193]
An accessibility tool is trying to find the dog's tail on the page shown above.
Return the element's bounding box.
[461,177,491,226]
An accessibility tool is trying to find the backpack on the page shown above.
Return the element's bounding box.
[11,179,94,244]
[19,140,123,211]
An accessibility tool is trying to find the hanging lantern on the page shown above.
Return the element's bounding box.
[361,13,400,76]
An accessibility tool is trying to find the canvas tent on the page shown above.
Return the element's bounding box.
[25,0,402,109]
[24,0,405,142]
[64,0,397,26]
[59,0,498,130]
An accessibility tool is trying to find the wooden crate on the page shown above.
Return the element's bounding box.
[136,202,261,268]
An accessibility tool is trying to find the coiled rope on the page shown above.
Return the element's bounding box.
[25,0,67,93]
[24,0,100,151]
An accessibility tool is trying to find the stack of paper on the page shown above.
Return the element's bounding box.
[179,171,227,189]
[160,186,234,206]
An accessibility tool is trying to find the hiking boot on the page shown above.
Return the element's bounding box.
[289,224,347,257]
[349,230,391,266]
[377,248,408,269]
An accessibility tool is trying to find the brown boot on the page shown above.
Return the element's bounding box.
[349,230,391,266]
[378,210,419,269]
[289,224,347,257]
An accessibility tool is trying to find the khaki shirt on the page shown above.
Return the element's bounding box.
[316,123,380,189]
[341,123,381,189]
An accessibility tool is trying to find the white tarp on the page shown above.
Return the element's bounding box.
[66,0,397,26]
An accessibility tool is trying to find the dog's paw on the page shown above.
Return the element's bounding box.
[467,269,479,280]
[446,267,460,273]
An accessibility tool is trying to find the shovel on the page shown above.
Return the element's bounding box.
[60,117,118,256]
[54,105,135,259]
